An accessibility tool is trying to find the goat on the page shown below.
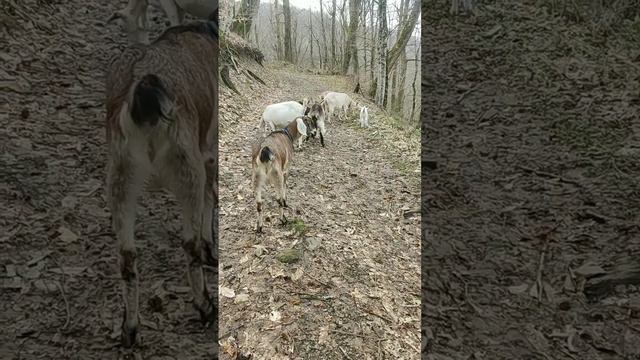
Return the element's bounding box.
[259,100,306,135]
[306,102,326,147]
[252,117,307,233]
[359,106,369,128]
[322,91,353,122]
[107,0,217,44]
[105,20,218,348]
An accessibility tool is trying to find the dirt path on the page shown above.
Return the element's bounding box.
[424,2,640,359]
[218,66,421,359]
[1,1,215,359]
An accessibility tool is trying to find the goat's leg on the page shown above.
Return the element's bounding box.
[107,154,145,348]
[318,121,326,147]
[274,170,287,225]
[202,157,218,267]
[253,169,266,233]
[159,0,184,26]
[172,155,214,323]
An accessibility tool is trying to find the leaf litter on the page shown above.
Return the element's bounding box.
[424,2,640,359]
[1,0,217,358]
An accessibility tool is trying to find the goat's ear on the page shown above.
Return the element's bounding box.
[296,118,307,137]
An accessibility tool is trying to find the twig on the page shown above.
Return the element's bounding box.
[56,281,71,330]
[455,83,482,104]
[331,330,388,341]
[339,346,353,360]
[516,165,582,187]
[535,237,549,303]
[219,323,245,340]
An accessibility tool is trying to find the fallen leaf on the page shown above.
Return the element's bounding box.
[48,267,85,276]
[26,250,52,266]
[291,268,304,281]
[574,263,606,277]
[234,294,249,304]
[563,273,575,292]
[220,286,236,298]
[57,226,78,243]
[306,238,321,251]
[254,245,267,257]
[269,310,281,322]
[318,325,330,345]
[508,283,529,295]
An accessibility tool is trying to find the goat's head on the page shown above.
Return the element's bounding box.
[308,103,324,131]
[300,115,318,140]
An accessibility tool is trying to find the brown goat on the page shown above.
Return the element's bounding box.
[252,117,308,233]
[105,19,218,348]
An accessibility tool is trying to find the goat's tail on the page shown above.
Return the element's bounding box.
[129,74,174,128]
[259,146,273,164]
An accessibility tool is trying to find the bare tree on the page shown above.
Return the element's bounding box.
[319,0,329,69]
[369,0,376,93]
[374,0,388,106]
[410,38,420,122]
[331,0,337,69]
[387,0,420,70]
[274,0,283,60]
[450,0,475,15]
[342,0,361,75]
[230,0,261,39]
[283,0,293,62]
[309,9,315,67]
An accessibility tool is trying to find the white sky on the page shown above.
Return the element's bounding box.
[277,0,406,14]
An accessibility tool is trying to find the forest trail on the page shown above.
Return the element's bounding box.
[218,64,421,359]
[424,2,640,359]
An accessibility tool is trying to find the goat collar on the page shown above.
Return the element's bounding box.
[274,128,293,143]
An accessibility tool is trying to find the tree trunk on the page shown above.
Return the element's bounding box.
[374,0,387,106]
[283,0,293,62]
[394,0,410,112]
[230,0,261,39]
[342,0,360,75]
[361,0,368,76]
[309,10,315,68]
[450,0,475,16]
[275,0,283,60]
[409,40,419,122]
[331,0,337,69]
[369,0,375,92]
[387,0,420,70]
[320,0,329,70]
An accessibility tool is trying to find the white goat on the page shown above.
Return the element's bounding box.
[259,100,308,134]
[322,92,353,122]
[107,0,217,44]
[359,106,369,128]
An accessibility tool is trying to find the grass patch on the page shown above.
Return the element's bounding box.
[288,218,307,236]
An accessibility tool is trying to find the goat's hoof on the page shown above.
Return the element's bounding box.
[120,322,138,348]
[280,217,288,226]
[256,226,263,233]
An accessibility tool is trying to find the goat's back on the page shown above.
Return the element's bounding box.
[105,23,218,152]
[262,101,305,128]
[324,92,351,108]
[251,133,294,171]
